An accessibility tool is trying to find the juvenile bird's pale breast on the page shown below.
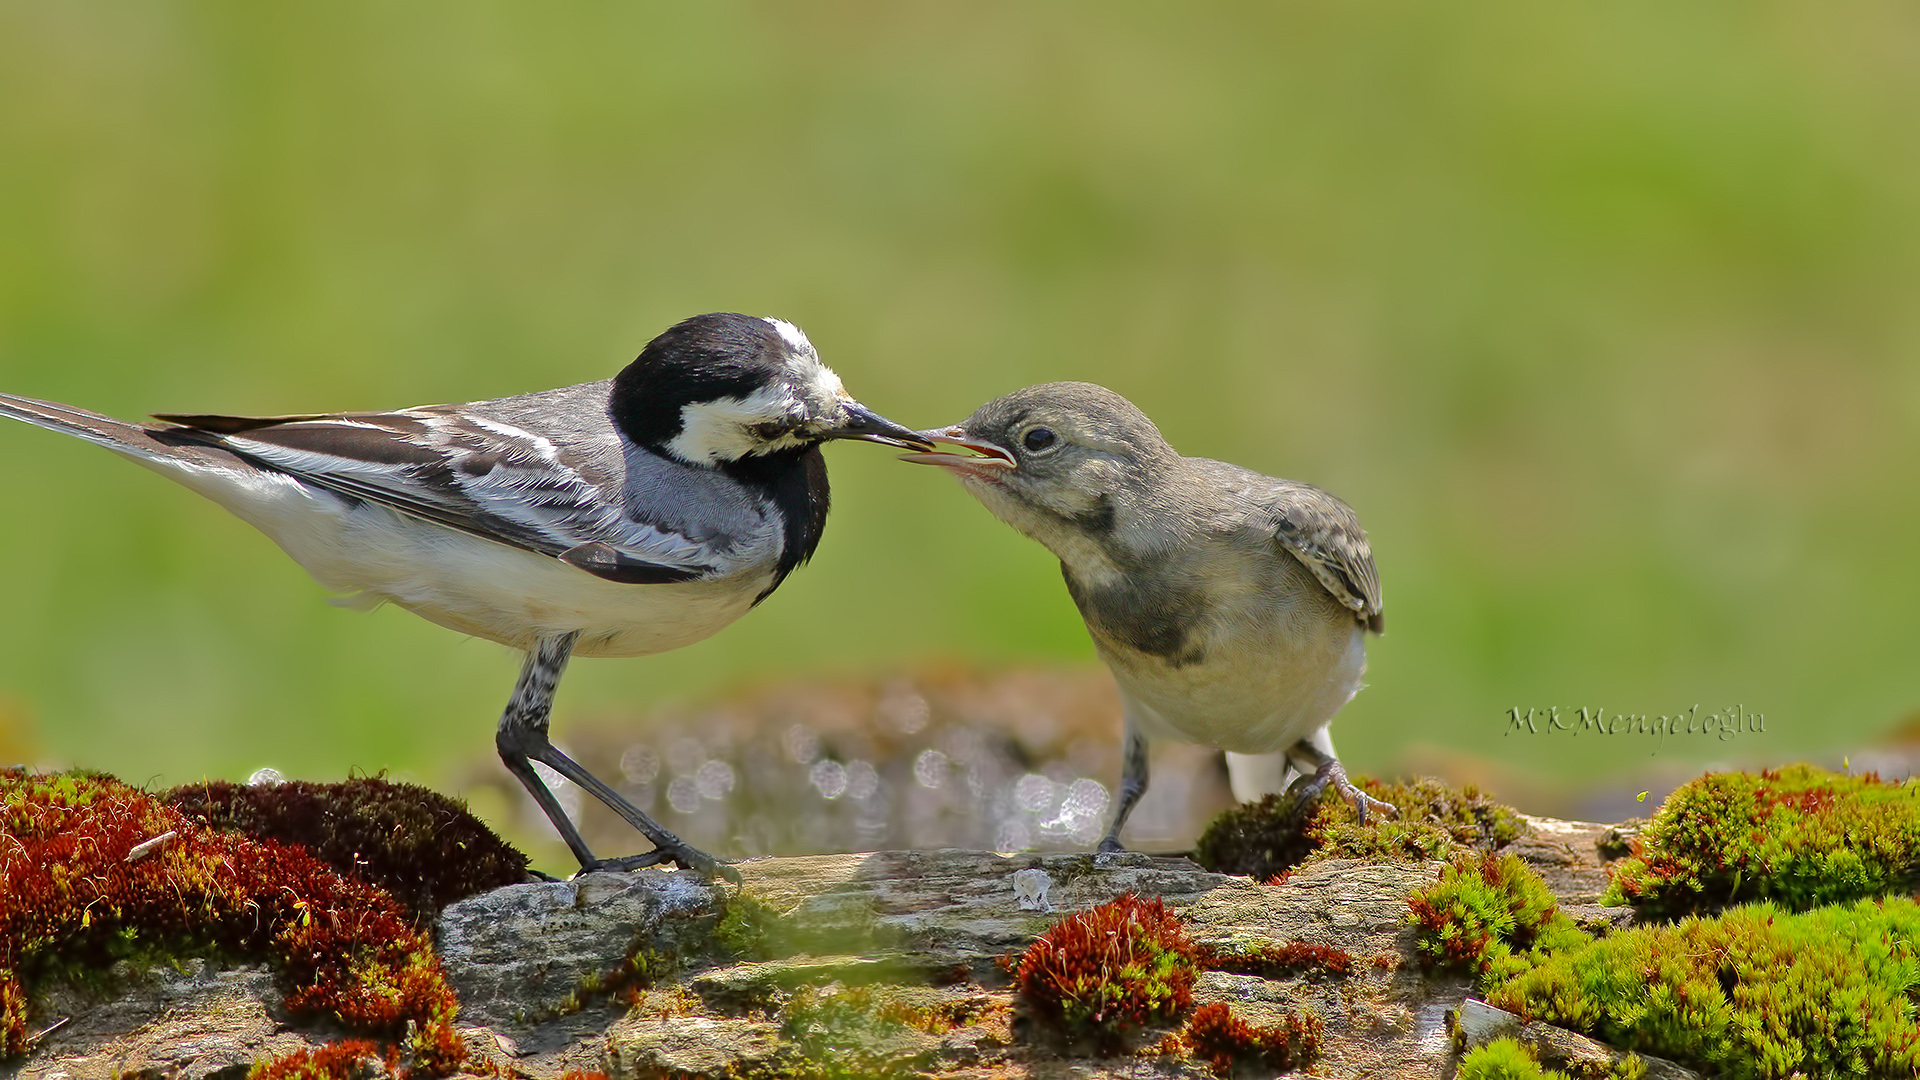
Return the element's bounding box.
[1091,557,1368,755]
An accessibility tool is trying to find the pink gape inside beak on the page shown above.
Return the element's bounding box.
[897,426,1017,474]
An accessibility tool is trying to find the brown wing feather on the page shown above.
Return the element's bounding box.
[1267,481,1385,634]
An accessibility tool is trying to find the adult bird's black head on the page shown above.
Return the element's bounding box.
[611,312,929,596]
[610,313,929,465]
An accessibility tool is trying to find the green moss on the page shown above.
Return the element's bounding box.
[779,984,939,1080]
[1583,1056,1649,1080]
[1411,826,1920,1078]
[1407,852,1587,986]
[1194,776,1523,881]
[556,888,873,1022]
[1604,764,1920,916]
[715,891,787,962]
[1458,1037,1569,1080]
[1488,897,1920,1079]
[164,774,527,925]
[1455,1033,1654,1080]
[1014,893,1200,1052]
[1,768,464,1072]
[709,887,907,967]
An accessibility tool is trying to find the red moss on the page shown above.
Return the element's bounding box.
[251,1030,500,1080]
[164,774,527,925]
[1181,1001,1322,1077]
[249,1040,385,1080]
[1149,1031,1186,1057]
[1203,940,1354,979]
[0,769,463,1070]
[1014,893,1200,1050]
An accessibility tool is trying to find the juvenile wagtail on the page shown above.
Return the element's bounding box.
[903,381,1392,852]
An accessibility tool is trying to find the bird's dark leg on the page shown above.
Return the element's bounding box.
[1098,721,1150,853]
[496,631,739,883]
[1282,735,1397,826]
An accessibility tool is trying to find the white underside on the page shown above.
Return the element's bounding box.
[136,453,770,657]
[1222,731,1337,804]
[1107,604,1367,759]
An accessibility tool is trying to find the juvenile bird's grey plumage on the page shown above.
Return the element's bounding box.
[0,312,930,881]
[903,381,1391,851]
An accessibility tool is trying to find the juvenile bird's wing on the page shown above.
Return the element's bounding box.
[154,406,718,584]
[1259,478,1385,633]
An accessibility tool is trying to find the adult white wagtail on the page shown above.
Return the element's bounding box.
[0,312,930,881]
[902,381,1392,852]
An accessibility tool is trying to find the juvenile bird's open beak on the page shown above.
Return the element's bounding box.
[820,402,936,450]
[897,426,1018,474]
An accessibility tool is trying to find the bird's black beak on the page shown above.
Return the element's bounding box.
[819,402,935,451]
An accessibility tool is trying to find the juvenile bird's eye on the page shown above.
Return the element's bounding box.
[1022,427,1057,452]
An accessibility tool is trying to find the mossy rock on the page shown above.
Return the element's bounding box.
[164,774,528,924]
[1457,1037,1570,1080]
[1194,775,1524,881]
[0,768,462,1068]
[1408,851,1587,986]
[1488,896,1920,1079]
[1605,764,1920,916]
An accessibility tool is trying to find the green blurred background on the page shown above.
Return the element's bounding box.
[2,3,1916,840]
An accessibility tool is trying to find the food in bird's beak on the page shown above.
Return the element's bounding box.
[897,427,1017,471]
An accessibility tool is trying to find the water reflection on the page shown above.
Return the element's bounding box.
[473,667,1238,859]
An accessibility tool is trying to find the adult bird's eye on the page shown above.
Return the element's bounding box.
[751,421,790,441]
[1022,427,1057,452]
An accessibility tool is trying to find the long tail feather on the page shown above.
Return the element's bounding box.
[0,392,236,468]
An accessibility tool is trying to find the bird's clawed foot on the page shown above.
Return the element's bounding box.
[1286,757,1398,827]
[574,842,743,885]
[1096,835,1128,855]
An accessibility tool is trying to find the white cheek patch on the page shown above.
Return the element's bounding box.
[666,321,854,463]
[666,383,803,465]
